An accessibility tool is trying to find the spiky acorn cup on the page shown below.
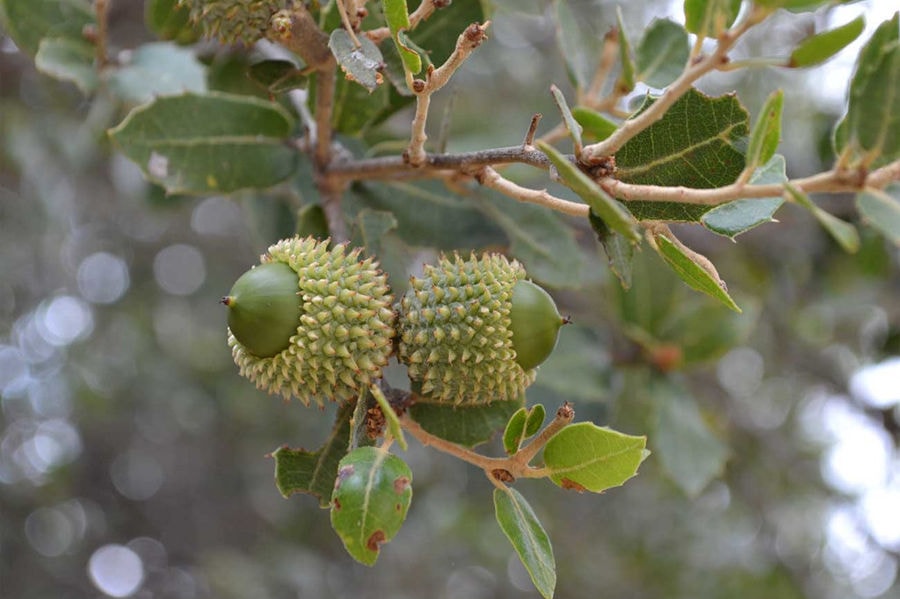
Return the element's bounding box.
[177,0,287,44]
[224,237,396,406]
[398,254,565,405]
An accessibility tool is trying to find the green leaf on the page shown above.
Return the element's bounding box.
[346,180,504,251]
[543,421,647,492]
[857,187,900,246]
[144,0,198,44]
[329,29,384,92]
[624,202,711,222]
[589,211,634,289]
[502,408,528,455]
[538,141,640,242]
[108,92,297,195]
[296,203,330,240]
[553,0,593,88]
[572,107,618,142]
[616,88,749,189]
[637,18,688,89]
[370,385,407,451]
[615,7,636,94]
[838,13,900,168]
[745,90,783,171]
[493,487,556,599]
[272,403,353,507]
[476,190,585,288]
[330,447,413,566]
[550,84,583,154]
[683,0,742,38]
[409,0,486,67]
[524,404,546,438]
[408,396,523,448]
[247,59,308,94]
[503,404,546,454]
[654,381,728,497]
[653,234,741,312]
[789,15,865,68]
[786,183,860,253]
[356,208,399,259]
[34,37,97,94]
[384,0,422,74]
[330,74,397,133]
[702,154,787,238]
[0,0,93,56]
[106,42,207,106]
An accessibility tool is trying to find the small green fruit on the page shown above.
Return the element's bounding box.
[509,280,565,371]
[398,254,561,405]
[223,261,300,358]
[225,236,396,406]
[177,0,285,44]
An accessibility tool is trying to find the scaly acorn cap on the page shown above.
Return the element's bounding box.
[177,0,287,44]
[225,236,396,406]
[398,254,562,405]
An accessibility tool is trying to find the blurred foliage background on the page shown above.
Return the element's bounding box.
[1,1,899,598]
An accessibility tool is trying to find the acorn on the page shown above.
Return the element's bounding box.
[223,236,396,406]
[177,0,287,44]
[398,254,565,405]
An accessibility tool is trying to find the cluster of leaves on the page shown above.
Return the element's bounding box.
[2,0,898,597]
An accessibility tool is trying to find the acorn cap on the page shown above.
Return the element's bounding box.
[177,0,286,44]
[397,253,537,405]
[226,236,396,406]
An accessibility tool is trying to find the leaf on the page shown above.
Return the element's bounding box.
[272,403,353,507]
[408,0,486,67]
[653,380,728,497]
[550,84,583,154]
[330,74,396,133]
[683,0,742,38]
[745,90,783,172]
[652,234,742,312]
[553,0,593,88]
[370,385,407,451]
[788,15,865,68]
[538,141,640,242]
[0,0,93,56]
[615,7,636,94]
[542,422,647,493]
[503,404,546,454]
[624,201,711,222]
[476,190,585,288]
[493,487,556,599]
[837,13,900,168]
[636,18,689,89]
[408,396,523,448]
[856,187,900,246]
[106,42,207,106]
[384,0,422,75]
[346,180,504,251]
[589,211,634,289]
[108,92,297,195]
[786,183,860,253]
[247,59,308,94]
[502,408,528,455]
[144,0,198,44]
[330,447,413,566]
[702,154,787,238]
[34,37,97,94]
[296,203,329,240]
[616,88,749,189]
[572,107,618,142]
[329,29,384,93]
[356,208,398,260]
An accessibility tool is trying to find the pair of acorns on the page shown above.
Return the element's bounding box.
[223,237,566,406]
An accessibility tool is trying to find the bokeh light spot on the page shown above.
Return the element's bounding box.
[153,244,206,296]
[88,544,145,597]
[77,252,130,304]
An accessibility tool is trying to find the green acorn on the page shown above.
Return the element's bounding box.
[177,0,287,44]
[224,236,396,406]
[398,254,565,405]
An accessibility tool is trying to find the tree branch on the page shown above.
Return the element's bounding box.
[476,167,588,217]
[407,22,490,166]
[581,7,767,161]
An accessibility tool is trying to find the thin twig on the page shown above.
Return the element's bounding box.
[582,6,767,161]
[407,22,490,166]
[93,0,111,68]
[476,167,588,217]
[523,114,542,148]
[512,403,575,467]
[314,66,337,170]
